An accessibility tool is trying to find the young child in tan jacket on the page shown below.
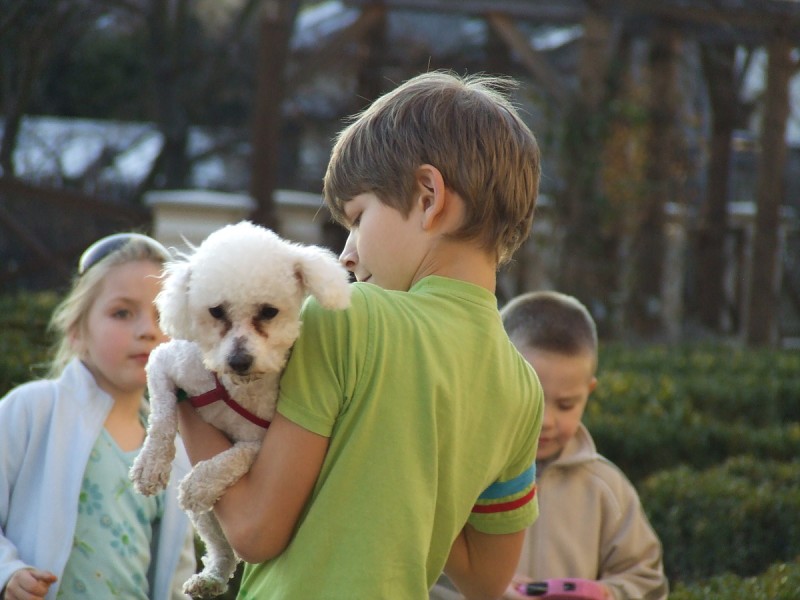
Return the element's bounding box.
[499,291,668,600]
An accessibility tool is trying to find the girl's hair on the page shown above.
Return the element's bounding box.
[323,70,541,265]
[46,234,170,378]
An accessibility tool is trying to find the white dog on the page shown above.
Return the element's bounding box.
[129,221,351,598]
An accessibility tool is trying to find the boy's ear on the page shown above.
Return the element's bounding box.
[415,164,447,230]
[589,376,598,394]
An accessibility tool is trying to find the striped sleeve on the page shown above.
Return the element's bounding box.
[468,464,538,534]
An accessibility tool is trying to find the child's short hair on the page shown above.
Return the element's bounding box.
[501,291,598,363]
[323,70,541,265]
[47,233,170,377]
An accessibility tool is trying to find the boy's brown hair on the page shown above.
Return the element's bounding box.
[501,291,598,365]
[323,70,541,265]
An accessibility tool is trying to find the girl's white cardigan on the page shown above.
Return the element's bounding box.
[0,358,196,600]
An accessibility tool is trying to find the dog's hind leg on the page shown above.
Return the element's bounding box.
[182,511,239,598]
[178,440,261,514]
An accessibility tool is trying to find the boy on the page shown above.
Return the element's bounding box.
[499,291,668,600]
[176,71,544,599]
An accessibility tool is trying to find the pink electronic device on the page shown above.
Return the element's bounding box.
[515,578,606,599]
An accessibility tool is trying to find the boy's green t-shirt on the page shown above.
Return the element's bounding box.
[239,276,543,599]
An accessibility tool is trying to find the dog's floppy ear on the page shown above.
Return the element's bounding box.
[294,245,352,310]
[155,260,194,339]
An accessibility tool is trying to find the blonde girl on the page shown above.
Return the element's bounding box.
[0,233,195,600]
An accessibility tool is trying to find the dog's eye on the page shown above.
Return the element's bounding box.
[209,305,226,320]
[257,305,279,321]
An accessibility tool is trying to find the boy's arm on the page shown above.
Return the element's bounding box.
[177,403,329,563]
[444,524,526,600]
[582,468,668,600]
[598,502,669,600]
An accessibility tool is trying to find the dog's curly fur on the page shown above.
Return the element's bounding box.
[129,221,351,598]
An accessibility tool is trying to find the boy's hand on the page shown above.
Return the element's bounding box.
[503,574,534,599]
[4,567,58,600]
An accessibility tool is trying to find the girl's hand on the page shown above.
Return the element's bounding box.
[4,568,57,600]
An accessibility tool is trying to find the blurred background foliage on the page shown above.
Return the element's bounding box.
[2,0,799,346]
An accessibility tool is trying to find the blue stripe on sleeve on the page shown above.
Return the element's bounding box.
[478,464,536,500]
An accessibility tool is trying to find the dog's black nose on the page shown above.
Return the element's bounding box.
[228,352,253,374]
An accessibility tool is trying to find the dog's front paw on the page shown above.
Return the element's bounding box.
[129,454,172,496]
[183,573,228,599]
[178,471,222,514]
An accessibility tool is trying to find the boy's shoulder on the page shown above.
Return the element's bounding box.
[303,277,497,315]
[585,454,636,486]
[564,450,642,510]
[301,280,372,319]
[297,278,505,359]
[552,427,639,496]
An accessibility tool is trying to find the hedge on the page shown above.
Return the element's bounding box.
[641,456,800,583]
[585,342,800,483]
[586,414,800,483]
[592,343,800,426]
[669,556,800,600]
[0,291,58,394]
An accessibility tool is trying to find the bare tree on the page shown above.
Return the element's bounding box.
[249,0,301,229]
[106,0,268,195]
[495,4,622,335]
[695,44,738,332]
[626,25,682,337]
[0,0,106,177]
[561,5,618,333]
[746,30,795,346]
